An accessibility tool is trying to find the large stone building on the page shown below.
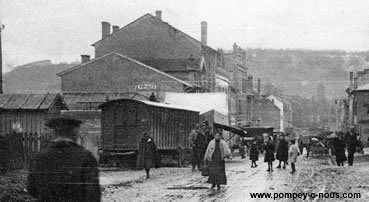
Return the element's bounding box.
[346,69,369,145]
[223,43,258,126]
[92,11,222,92]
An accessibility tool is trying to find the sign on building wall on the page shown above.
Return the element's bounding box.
[135,83,157,91]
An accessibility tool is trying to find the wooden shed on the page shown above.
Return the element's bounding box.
[98,99,199,166]
[0,94,68,170]
[0,94,68,136]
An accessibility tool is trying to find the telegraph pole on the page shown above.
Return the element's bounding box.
[0,24,4,94]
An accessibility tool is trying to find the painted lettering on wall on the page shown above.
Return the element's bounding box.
[135,83,157,91]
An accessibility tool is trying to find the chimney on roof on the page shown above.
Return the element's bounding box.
[102,21,111,39]
[112,25,119,33]
[233,43,238,53]
[257,78,261,94]
[155,10,162,20]
[354,77,358,89]
[201,21,207,45]
[349,72,353,87]
[81,55,90,63]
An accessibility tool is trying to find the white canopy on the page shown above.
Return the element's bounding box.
[164,92,229,115]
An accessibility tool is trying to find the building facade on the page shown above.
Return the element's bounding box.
[254,98,281,130]
[92,11,223,92]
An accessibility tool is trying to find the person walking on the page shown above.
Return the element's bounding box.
[239,137,247,159]
[264,136,275,172]
[276,135,288,169]
[137,132,158,179]
[333,132,346,166]
[288,139,299,174]
[346,127,358,166]
[204,132,231,190]
[250,140,259,168]
[189,124,207,171]
[27,117,101,202]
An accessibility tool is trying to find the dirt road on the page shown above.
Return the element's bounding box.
[101,151,369,201]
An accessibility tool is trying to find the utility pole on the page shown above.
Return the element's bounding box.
[0,24,4,94]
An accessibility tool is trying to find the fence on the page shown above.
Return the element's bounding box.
[0,132,51,171]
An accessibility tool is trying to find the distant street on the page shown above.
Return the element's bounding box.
[101,150,369,201]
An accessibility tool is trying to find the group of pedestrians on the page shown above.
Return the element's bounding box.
[332,127,360,167]
[261,135,300,174]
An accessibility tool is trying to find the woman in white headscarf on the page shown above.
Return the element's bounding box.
[204,131,231,190]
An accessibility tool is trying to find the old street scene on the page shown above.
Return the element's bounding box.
[2,1,369,201]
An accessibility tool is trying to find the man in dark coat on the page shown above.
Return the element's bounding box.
[149,92,158,102]
[27,117,101,202]
[346,127,358,166]
[189,123,207,171]
[276,135,288,169]
[137,132,158,179]
[333,133,346,166]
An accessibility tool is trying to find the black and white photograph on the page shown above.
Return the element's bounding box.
[1,0,369,201]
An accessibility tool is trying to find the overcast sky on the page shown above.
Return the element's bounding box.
[1,0,369,72]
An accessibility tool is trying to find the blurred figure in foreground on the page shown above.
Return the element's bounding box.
[27,117,101,202]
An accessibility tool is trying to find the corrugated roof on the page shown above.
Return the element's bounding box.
[22,94,47,109]
[0,94,12,108]
[0,94,66,110]
[4,94,30,109]
[39,94,60,109]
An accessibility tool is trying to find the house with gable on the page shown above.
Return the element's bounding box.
[91,10,227,93]
[266,95,293,132]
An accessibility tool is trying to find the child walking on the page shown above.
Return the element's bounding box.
[250,140,259,168]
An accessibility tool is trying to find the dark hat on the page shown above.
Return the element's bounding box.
[46,117,82,129]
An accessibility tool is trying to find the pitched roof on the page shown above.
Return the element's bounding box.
[57,52,197,88]
[62,92,149,110]
[99,98,200,112]
[0,94,67,110]
[91,13,218,53]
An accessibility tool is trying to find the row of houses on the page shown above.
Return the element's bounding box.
[341,70,369,145]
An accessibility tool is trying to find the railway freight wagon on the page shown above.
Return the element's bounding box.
[98,99,199,167]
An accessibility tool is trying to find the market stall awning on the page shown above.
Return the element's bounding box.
[214,122,246,136]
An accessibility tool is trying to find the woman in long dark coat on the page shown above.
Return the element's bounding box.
[249,140,259,168]
[137,133,157,179]
[333,133,346,166]
[204,132,231,190]
[264,136,275,172]
[276,135,288,169]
